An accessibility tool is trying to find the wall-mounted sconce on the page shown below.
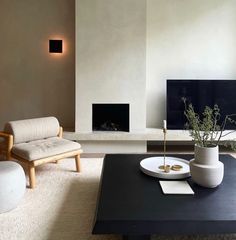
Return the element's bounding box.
[49,39,63,53]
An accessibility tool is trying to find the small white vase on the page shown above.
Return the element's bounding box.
[190,145,224,188]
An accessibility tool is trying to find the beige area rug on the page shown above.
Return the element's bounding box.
[0,158,235,240]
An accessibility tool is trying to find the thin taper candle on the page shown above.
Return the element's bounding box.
[163,127,166,169]
[163,120,167,129]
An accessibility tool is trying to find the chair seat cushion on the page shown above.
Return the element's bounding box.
[12,137,81,161]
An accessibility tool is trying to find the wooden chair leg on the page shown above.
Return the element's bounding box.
[6,135,13,160]
[75,155,81,172]
[29,164,36,188]
[6,151,11,160]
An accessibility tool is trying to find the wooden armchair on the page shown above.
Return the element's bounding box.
[0,117,83,189]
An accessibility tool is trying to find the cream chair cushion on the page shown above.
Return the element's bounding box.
[4,117,60,144]
[12,137,81,161]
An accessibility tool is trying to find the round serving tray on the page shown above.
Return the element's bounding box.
[140,156,190,179]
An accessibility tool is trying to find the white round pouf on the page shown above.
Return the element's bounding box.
[0,161,26,213]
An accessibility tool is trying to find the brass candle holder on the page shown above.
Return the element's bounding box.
[158,125,183,173]
[159,128,169,172]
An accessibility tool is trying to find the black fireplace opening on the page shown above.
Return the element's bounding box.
[92,104,129,132]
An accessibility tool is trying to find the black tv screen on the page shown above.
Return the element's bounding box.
[167,80,236,129]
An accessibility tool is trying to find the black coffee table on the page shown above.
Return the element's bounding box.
[92,154,236,240]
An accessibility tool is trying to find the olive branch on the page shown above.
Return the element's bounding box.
[182,97,236,149]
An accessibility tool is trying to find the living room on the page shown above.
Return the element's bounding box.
[1,0,236,239]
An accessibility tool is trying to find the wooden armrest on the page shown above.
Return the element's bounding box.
[0,131,12,139]
[0,131,13,160]
[58,127,63,138]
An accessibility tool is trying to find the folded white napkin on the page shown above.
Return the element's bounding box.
[159,181,194,195]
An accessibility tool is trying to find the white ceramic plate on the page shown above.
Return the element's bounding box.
[140,156,190,179]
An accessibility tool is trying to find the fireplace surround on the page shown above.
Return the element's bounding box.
[75,0,146,152]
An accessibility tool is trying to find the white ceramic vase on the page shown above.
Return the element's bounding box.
[190,145,224,188]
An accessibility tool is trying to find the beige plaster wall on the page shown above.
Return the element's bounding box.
[75,0,146,132]
[2,0,235,131]
[147,0,236,128]
[0,0,75,129]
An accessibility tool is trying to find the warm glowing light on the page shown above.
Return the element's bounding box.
[48,35,67,57]
[49,40,62,53]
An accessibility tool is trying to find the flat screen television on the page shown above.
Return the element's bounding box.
[167,80,236,129]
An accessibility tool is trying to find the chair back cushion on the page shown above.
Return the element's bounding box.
[4,117,60,144]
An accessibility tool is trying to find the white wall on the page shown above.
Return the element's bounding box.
[147,0,236,128]
[76,0,146,132]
